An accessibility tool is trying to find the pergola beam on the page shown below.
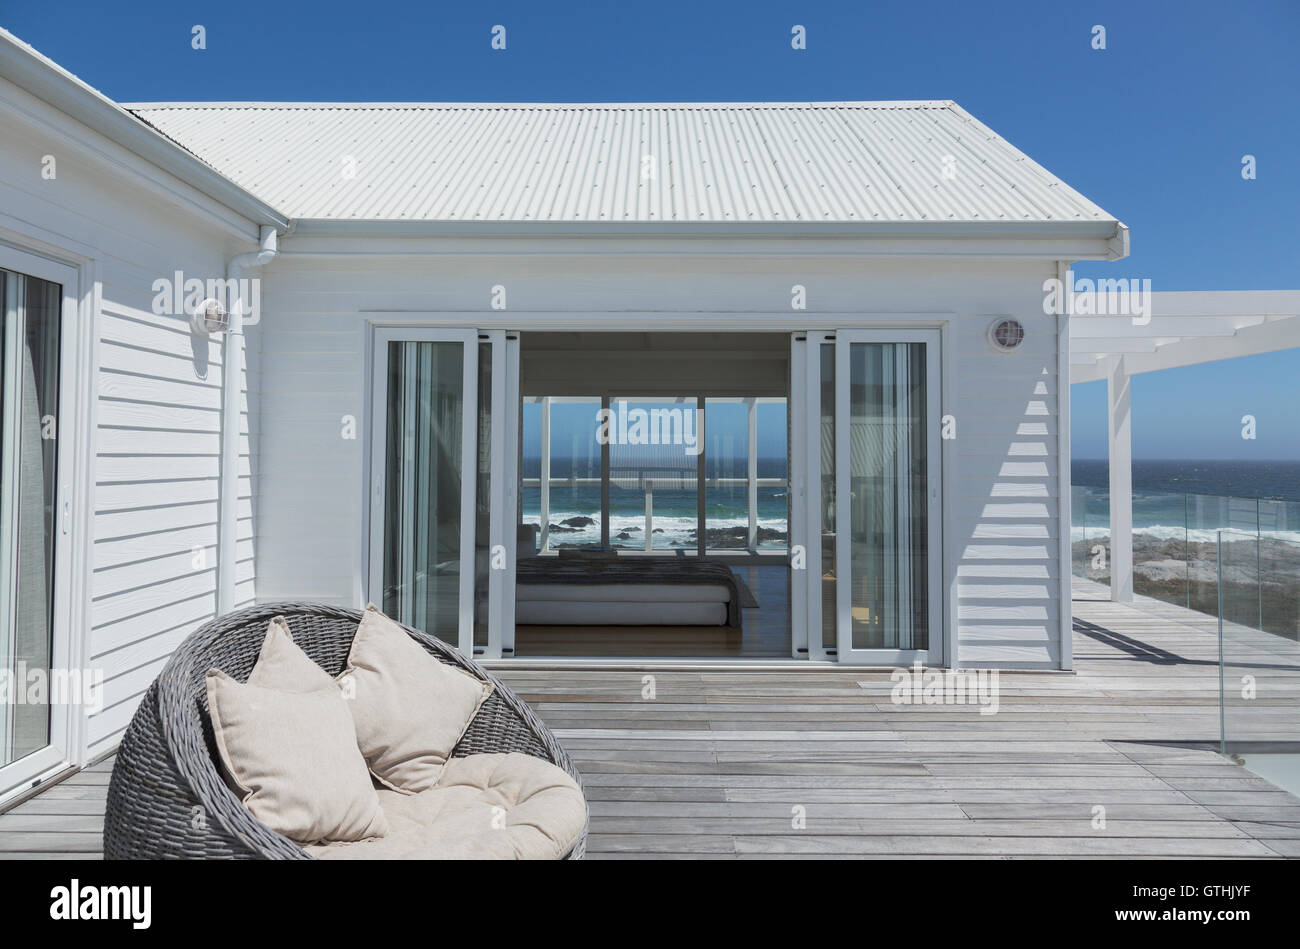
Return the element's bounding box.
[1072,315,1300,383]
[1070,316,1246,338]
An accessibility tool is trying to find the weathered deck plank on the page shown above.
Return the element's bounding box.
[2,578,1296,859]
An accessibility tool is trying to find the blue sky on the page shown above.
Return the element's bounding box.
[5,0,1298,460]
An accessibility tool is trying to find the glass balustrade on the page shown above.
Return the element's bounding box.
[1215,529,1300,795]
[1072,486,1300,640]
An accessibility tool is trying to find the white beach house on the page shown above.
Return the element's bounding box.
[0,29,1137,804]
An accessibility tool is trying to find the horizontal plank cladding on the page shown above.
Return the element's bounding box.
[95,306,256,751]
[953,315,1061,668]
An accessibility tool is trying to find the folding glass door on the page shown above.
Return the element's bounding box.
[793,330,942,665]
[0,251,77,799]
[368,328,517,657]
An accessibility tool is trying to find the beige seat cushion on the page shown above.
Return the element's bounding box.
[206,617,388,844]
[306,753,586,860]
[340,605,494,793]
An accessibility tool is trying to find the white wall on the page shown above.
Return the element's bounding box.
[256,248,1064,668]
[0,76,261,759]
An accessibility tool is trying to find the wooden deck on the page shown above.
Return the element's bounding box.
[3,578,1298,859]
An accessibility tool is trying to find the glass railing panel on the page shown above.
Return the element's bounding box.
[1130,488,1189,609]
[1258,499,1300,639]
[1070,484,1089,579]
[1070,485,1112,585]
[1186,494,1255,622]
[1217,527,1262,634]
[1218,530,1300,761]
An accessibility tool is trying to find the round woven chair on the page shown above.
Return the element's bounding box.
[103,602,586,859]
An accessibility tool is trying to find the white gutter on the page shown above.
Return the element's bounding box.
[218,226,278,614]
[287,218,1127,242]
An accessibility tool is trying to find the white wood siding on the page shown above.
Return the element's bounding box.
[954,309,1062,668]
[0,76,261,758]
[257,253,1064,668]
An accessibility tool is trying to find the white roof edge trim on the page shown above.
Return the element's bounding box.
[0,29,289,230]
[1107,222,1131,260]
[285,218,1126,242]
[120,99,960,110]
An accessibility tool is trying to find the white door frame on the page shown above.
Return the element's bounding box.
[0,242,88,802]
[484,329,520,660]
[792,331,839,662]
[366,326,519,659]
[833,328,944,666]
[361,313,954,669]
[789,334,807,658]
[367,327,479,655]
[501,331,520,658]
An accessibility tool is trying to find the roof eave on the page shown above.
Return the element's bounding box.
[0,30,289,231]
[288,217,1126,245]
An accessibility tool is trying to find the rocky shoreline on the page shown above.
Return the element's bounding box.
[534,516,789,549]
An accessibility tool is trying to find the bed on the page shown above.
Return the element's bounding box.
[514,557,749,627]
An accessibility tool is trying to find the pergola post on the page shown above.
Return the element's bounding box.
[1107,355,1133,602]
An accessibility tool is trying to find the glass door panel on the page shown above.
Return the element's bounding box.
[370,330,477,652]
[835,331,941,665]
[1,264,67,786]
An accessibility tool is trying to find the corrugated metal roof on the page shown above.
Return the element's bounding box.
[124,101,1118,226]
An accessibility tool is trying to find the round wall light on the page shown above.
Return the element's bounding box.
[191,298,230,335]
[987,317,1026,353]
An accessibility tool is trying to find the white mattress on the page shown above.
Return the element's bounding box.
[515,600,727,626]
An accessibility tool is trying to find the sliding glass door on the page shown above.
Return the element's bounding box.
[368,328,517,657]
[835,331,941,664]
[0,251,77,799]
[794,329,942,665]
[369,329,477,652]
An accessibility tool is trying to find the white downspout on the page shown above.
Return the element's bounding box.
[218,225,277,615]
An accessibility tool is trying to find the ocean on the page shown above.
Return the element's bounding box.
[1072,459,1300,544]
[522,456,790,549]
[524,458,1300,549]
[1072,459,1300,501]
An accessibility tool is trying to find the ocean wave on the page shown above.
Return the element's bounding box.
[524,508,789,548]
[1071,525,1300,545]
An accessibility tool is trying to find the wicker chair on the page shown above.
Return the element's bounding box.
[103,602,586,859]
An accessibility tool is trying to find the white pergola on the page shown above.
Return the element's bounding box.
[1069,290,1300,601]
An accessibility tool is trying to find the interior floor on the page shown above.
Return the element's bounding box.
[513,563,791,658]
